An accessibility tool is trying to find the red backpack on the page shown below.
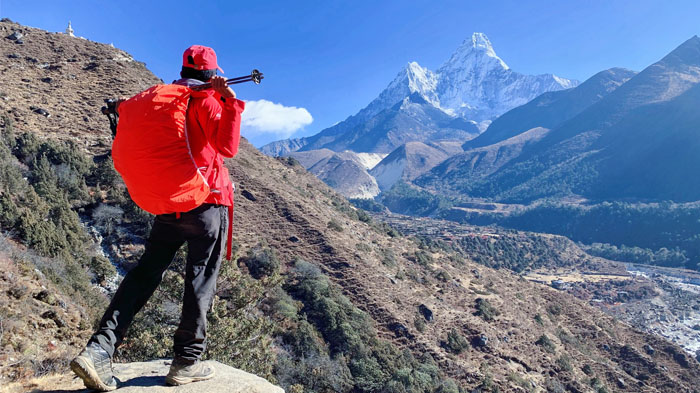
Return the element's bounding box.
[112,84,214,215]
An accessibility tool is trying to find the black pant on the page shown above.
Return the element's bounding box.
[90,203,227,363]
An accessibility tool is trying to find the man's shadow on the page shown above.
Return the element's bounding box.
[32,375,164,392]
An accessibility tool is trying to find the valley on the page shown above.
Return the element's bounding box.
[376,211,700,360]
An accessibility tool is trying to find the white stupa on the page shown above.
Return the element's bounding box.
[66,21,74,37]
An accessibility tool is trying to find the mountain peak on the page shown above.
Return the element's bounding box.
[471,32,494,51]
[659,34,700,68]
[444,32,509,71]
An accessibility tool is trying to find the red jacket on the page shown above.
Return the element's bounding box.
[175,78,245,258]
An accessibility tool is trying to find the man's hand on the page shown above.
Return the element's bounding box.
[210,76,236,99]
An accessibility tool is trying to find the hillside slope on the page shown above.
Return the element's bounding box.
[0,19,159,152]
[1,19,699,393]
[470,36,700,203]
[465,67,637,149]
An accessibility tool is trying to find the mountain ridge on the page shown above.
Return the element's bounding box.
[261,32,578,156]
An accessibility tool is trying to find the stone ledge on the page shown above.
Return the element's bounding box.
[23,360,284,393]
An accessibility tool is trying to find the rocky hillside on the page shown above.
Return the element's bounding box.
[1,19,700,393]
[0,18,159,153]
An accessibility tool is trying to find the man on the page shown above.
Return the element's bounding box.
[70,45,244,391]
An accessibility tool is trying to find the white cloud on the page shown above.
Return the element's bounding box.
[241,99,313,138]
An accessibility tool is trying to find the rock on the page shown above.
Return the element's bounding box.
[30,106,50,117]
[41,77,53,83]
[616,378,626,388]
[7,285,28,299]
[41,309,66,328]
[695,349,700,363]
[34,289,56,305]
[387,322,413,339]
[673,351,690,368]
[643,344,655,355]
[472,334,489,348]
[242,190,257,202]
[287,235,300,243]
[37,360,284,392]
[6,31,23,41]
[418,304,433,321]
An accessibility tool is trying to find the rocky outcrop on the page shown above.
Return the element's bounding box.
[28,360,284,393]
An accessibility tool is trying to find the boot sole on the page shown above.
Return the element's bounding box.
[70,356,117,392]
[165,368,216,386]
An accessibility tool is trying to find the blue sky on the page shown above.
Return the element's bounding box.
[1,0,699,147]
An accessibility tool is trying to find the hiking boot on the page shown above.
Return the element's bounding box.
[70,342,117,391]
[165,359,215,386]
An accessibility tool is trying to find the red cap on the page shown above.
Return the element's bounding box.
[182,45,224,74]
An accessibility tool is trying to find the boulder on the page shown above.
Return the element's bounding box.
[6,31,23,41]
[418,304,433,321]
[35,360,284,392]
[643,344,655,355]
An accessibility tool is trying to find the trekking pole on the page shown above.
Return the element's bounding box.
[191,69,264,91]
[101,69,263,137]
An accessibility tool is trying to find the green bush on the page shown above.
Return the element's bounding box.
[90,255,117,283]
[556,355,573,372]
[280,258,459,393]
[327,219,343,232]
[474,298,500,322]
[412,250,433,267]
[241,247,281,279]
[536,334,556,353]
[444,329,469,354]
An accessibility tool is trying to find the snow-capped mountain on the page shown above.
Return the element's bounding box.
[260,32,578,199]
[435,32,578,122]
[354,32,578,128]
[261,32,578,156]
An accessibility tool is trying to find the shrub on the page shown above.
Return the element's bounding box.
[90,255,117,283]
[435,270,451,282]
[241,247,280,279]
[474,298,500,322]
[380,248,396,267]
[534,314,544,325]
[582,364,593,375]
[547,303,563,317]
[556,355,573,372]
[92,203,124,237]
[282,259,457,393]
[412,250,433,267]
[414,316,426,333]
[444,329,469,354]
[327,219,343,232]
[536,334,556,353]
